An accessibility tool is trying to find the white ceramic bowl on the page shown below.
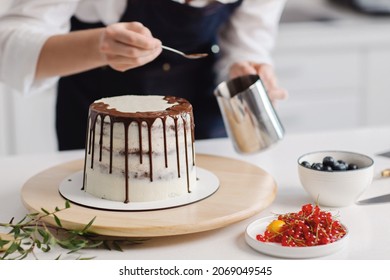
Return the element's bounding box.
[298,151,374,207]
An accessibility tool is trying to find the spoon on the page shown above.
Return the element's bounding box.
[162,45,208,59]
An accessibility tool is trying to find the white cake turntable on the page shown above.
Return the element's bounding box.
[59,168,219,211]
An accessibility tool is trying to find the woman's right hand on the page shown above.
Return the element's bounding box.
[99,22,162,72]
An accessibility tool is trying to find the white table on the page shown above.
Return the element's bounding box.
[1,125,390,260]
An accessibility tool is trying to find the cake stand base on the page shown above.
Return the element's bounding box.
[21,154,277,237]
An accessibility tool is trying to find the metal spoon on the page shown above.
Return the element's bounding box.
[162,45,208,59]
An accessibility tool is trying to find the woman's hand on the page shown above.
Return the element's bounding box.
[99,22,162,72]
[229,62,288,103]
[36,22,162,80]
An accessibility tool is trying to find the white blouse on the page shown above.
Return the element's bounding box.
[0,0,286,95]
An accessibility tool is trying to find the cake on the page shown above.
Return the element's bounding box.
[82,95,196,203]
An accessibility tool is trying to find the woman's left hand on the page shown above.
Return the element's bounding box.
[229,62,288,103]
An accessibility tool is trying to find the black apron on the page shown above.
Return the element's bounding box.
[56,0,243,150]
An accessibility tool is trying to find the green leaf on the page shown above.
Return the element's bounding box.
[27,212,40,218]
[0,239,10,246]
[53,214,63,228]
[10,226,20,236]
[88,240,103,249]
[41,208,50,215]
[17,244,25,254]
[81,217,96,233]
[101,240,112,251]
[6,241,20,255]
[36,239,42,249]
[21,227,34,234]
[41,244,51,253]
[111,240,123,252]
[15,216,27,224]
[19,252,29,260]
[37,228,50,244]
[78,256,96,260]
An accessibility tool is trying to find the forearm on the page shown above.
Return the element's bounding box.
[35,28,106,80]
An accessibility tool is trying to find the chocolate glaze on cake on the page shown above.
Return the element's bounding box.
[82,95,196,203]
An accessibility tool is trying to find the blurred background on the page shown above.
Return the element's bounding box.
[1,0,390,156]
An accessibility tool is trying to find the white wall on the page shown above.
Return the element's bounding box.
[274,0,390,133]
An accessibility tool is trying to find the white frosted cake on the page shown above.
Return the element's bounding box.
[82,95,196,203]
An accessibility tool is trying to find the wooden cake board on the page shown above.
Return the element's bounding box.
[21,154,277,237]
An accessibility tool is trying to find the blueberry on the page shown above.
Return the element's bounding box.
[322,156,336,167]
[337,160,347,165]
[311,163,323,171]
[301,155,359,172]
[333,162,348,171]
[347,163,359,170]
[322,165,333,172]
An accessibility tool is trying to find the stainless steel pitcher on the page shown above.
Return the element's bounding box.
[214,75,284,154]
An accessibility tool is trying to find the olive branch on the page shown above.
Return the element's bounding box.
[0,201,145,260]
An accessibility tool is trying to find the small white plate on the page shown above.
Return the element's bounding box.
[245,216,349,259]
[59,167,219,211]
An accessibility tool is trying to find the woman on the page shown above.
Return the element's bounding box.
[0,0,287,150]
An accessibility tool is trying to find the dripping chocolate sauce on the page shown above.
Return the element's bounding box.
[82,96,195,203]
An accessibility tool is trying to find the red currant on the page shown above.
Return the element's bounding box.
[256,204,346,247]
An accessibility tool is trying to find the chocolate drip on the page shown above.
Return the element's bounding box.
[162,117,168,168]
[83,96,194,203]
[190,111,196,167]
[89,113,98,169]
[99,115,104,162]
[147,120,153,182]
[109,119,114,173]
[183,117,190,193]
[138,122,143,164]
[174,117,180,178]
[81,113,91,191]
[123,122,129,203]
